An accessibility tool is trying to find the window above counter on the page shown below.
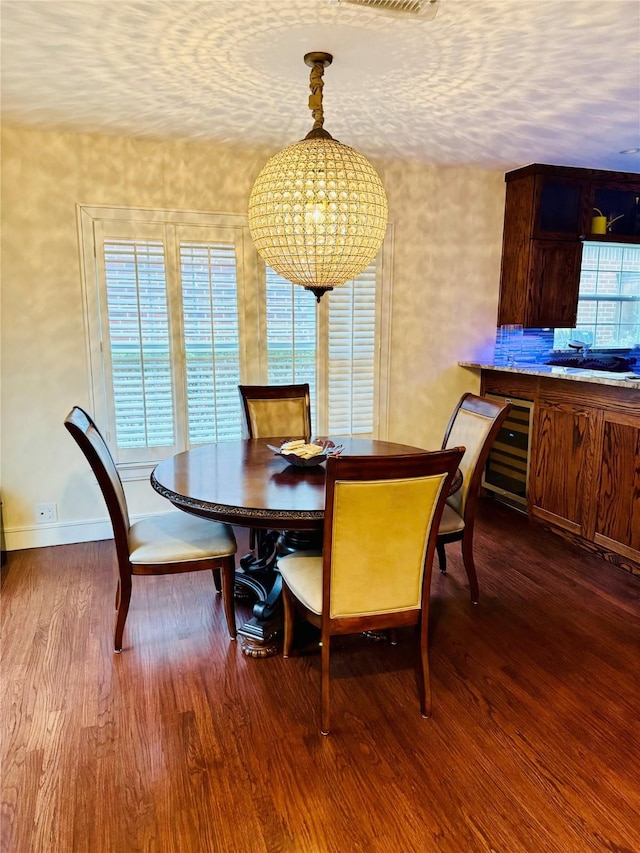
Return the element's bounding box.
[553,242,640,350]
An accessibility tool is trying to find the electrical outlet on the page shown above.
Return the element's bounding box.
[35,502,58,523]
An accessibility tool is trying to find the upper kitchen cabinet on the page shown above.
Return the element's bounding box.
[591,182,640,240]
[497,164,640,327]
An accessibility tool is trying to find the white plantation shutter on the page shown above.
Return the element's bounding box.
[325,264,377,436]
[265,268,317,429]
[103,239,175,450]
[89,215,247,464]
[180,242,242,443]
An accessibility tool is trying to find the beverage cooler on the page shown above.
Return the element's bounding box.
[482,394,534,508]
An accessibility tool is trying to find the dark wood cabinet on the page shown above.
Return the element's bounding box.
[480,369,640,573]
[497,164,640,327]
[526,240,583,327]
[530,393,600,539]
[595,411,640,560]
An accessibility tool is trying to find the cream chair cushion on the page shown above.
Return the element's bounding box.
[438,504,465,535]
[279,550,324,614]
[128,512,237,565]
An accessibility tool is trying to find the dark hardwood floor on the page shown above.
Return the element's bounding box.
[1,499,639,852]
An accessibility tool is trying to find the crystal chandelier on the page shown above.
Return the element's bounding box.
[248,52,388,302]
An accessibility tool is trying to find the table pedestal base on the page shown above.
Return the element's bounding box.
[235,528,322,657]
[237,623,282,658]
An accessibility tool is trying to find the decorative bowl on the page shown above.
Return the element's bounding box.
[267,440,343,468]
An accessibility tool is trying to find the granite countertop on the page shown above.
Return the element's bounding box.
[459,361,640,389]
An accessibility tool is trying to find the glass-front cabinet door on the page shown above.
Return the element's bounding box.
[589,185,640,241]
[534,177,585,238]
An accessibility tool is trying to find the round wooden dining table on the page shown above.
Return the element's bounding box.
[151,437,456,655]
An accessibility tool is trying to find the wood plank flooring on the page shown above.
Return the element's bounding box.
[1,499,639,852]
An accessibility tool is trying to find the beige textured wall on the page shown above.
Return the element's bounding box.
[380,159,505,447]
[0,125,504,547]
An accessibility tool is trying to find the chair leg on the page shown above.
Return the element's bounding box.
[282,583,295,658]
[114,574,132,653]
[320,635,331,736]
[212,567,222,593]
[461,527,480,605]
[436,540,447,574]
[418,616,432,719]
[220,557,237,640]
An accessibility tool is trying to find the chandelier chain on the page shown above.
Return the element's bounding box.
[308,61,326,130]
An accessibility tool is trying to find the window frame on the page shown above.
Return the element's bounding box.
[77,204,392,479]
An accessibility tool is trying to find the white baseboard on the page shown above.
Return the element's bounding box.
[3,511,175,552]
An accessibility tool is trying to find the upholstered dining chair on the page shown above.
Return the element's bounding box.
[64,406,238,652]
[279,447,465,735]
[238,383,312,441]
[437,393,512,604]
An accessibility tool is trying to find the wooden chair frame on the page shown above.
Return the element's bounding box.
[281,448,465,735]
[438,392,512,603]
[238,383,312,560]
[64,406,237,651]
[238,383,311,441]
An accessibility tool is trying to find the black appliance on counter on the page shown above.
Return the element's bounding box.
[545,355,636,372]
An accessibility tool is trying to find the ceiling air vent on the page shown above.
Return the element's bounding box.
[332,0,440,20]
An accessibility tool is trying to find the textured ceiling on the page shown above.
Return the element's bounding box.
[1,0,639,173]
